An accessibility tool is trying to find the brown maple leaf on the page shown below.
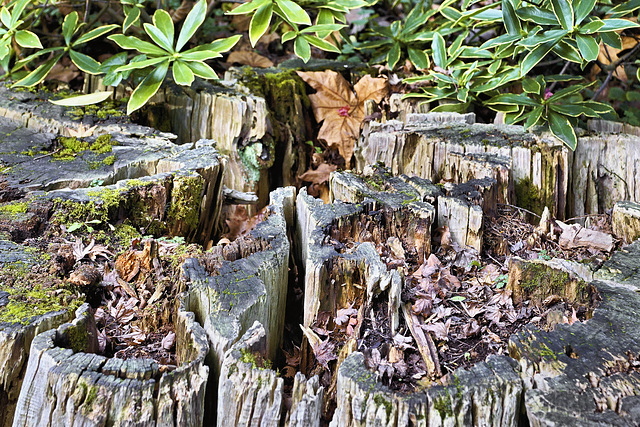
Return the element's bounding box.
[298,162,337,184]
[296,70,388,163]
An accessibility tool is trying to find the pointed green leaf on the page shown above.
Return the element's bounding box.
[1,8,11,29]
[577,100,613,114]
[578,19,604,34]
[154,10,174,46]
[13,53,63,87]
[275,0,310,25]
[315,9,334,38]
[69,50,101,74]
[432,32,447,69]
[523,106,544,130]
[521,40,556,75]
[226,0,268,15]
[387,42,401,70]
[408,47,430,69]
[551,0,573,30]
[573,0,595,25]
[548,111,577,150]
[515,7,558,25]
[294,36,310,62]
[176,0,207,51]
[300,24,345,33]
[74,24,118,46]
[502,0,522,36]
[303,34,340,53]
[14,30,41,49]
[115,56,168,72]
[172,60,194,86]
[108,34,168,56]
[480,33,520,49]
[249,2,272,47]
[127,60,169,114]
[50,91,113,106]
[282,30,296,42]
[486,93,540,106]
[522,78,541,94]
[180,50,222,60]
[576,33,598,62]
[609,0,640,18]
[548,82,591,101]
[600,31,622,49]
[123,6,141,32]
[518,29,567,48]
[185,61,218,79]
[62,12,79,46]
[144,23,173,53]
[10,0,30,27]
[195,35,242,53]
[600,19,639,32]
[552,40,582,63]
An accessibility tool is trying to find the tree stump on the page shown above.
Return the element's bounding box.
[508,241,640,425]
[612,201,640,244]
[12,302,209,426]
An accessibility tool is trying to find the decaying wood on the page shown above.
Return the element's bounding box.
[12,303,209,426]
[401,304,440,378]
[285,372,324,427]
[612,201,640,244]
[509,241,640,425]
[217,322,283,427]
[556,220,615,252]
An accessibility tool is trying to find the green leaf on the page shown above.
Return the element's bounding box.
[144,23,173,52]
[576,33,598,62]
[200,34,242,53]
[123,6,141,32]
[294,36,311,62]
[548,111,577,150]
[13,53,63,87]
[408,47,430,69]
[300,24,345,33]
[515,6,558,25]
[127,60,170,114]
[172,60,194,86]
[549,103,591,117]
[523,106,544,130]
[185,61,218,79]
[600,31,622,49]
[154,9,174,46]
[62,12,79,46]
[49,91,113,106]
[180,50,222,60]
[67,223,82,233]
[521,40,555,75]
[578,100,613,114]
[249,2,272,47]
[69,50,101,74]
[275,0,311,25]
[518,29,567,48]
[486,93,540,106]
[227,0,268,15]
[303,34,340,53]
[432,32,447,69]
[0,8,10,29]
[551,0,573,30]
[522,78,541,93]
[115,56,168,72]
[548,83,591,101]
[480,33,520,49]
[432,102,469,113]
[457,88,469,103]
[108,34,168,56]
[74,24,118,46]
[600,18,639,32]
[387,42,401,70]
[10,0,30,27]
[552,39,582,63]
[450,295,466,302]
[573,0,595,25]
[315,9,334,38]
[14,30,41,49]
[282,31,296,43]
[578,19,604,34]
[609,0,640,18]
[176,0,207,51]
[502,0,521,36]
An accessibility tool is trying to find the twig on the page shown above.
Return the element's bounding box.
[497,203,541,219]
[599,163,630,200]
[548,62,571,92]
[592,42,640,101]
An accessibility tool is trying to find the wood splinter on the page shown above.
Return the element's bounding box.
[401,304,441,379]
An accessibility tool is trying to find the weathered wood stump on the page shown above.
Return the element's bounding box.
[508,241,640,425]
[12,302,209,426]
[612,201,640,244]
[181,187,294,422]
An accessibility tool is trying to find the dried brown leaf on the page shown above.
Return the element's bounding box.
[227,51,274,68]
[162,331,176,350]
[298,163,337,184]
[422,319,451,341]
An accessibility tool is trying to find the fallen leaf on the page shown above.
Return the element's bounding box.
[593,36,637,81]
[227,51,274,68]
[393,333,414,350]
[296,70,388,162]
[298,162,337,184]
[335,302,358,326]
[312,337,337,369]
[68,123,97,138]
[47,62,80,83]
[162,331,176,350]
[422,319,451,341]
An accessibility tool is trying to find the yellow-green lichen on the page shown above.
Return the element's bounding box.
[0,286,82,325]
[89,134,114,154]
[67,324,89,352]
[514,177,544,215]
[54,137,90,161]
[168,176,203,231]
[0,201,28,215]
[102,155,116,166]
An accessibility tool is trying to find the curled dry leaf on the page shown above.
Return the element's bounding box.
[162,331,176,350]
[227,51,274,68]
[298,163,337,185]
[313,338,337,369]
[393,333,414,350]
[296,70,388,163]
[422,319,451,341]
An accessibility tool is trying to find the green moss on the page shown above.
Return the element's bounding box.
[67,324,89,352]
[89,134,113,154]
[521,263,569,293]
[84,386,98,406]
[102,155,116,166]
[514,177,544,215]
[114,224,141,247]
[167,176,203,231]
[433,393,454,419]
[53,137,90,161]
[373,394,392,418]
[0,201,28,215]
[0,286,81,325]
[238,143,264,182]
[66,100,125,121]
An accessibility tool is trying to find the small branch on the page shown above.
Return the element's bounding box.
[548,62,571,92]
[592,42,640,101]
